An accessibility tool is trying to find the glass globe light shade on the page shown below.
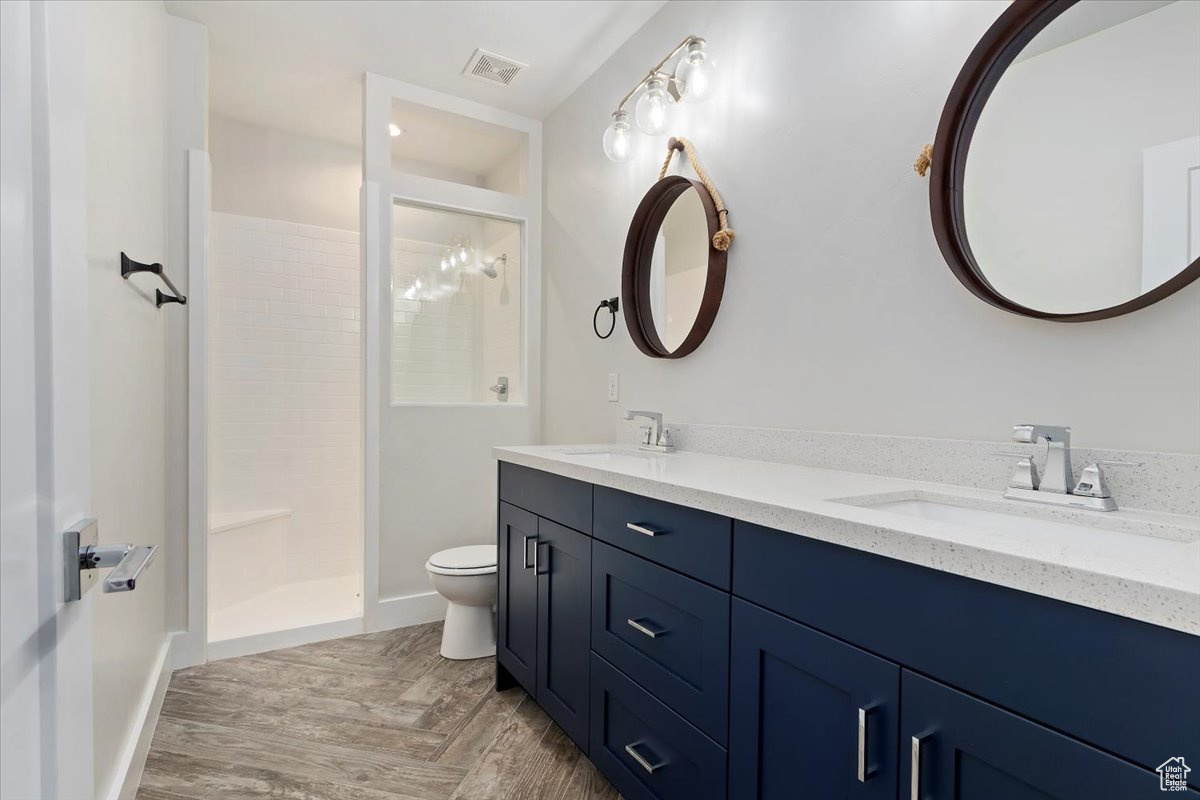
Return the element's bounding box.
[602,110,633,162]
[455,237,474,266]
[635,77,673,135]
[677,40,714,103]
[440,248,453,271]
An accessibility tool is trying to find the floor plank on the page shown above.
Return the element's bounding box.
[148,717,465,800]
[141,622,620,799]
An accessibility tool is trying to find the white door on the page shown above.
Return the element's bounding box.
[1,2,95,798]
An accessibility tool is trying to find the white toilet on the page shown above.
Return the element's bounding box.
[425,544,498,660]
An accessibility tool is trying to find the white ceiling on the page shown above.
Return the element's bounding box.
[165,0,665,149]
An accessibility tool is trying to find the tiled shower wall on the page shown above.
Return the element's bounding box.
[208,211,361,583]
[391,237,477,403]
[480,221,522,403]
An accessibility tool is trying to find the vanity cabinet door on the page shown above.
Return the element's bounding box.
[535,518,592,750]
[901,671,1179,800]
[498,502,538,696]
[729,599,900,800]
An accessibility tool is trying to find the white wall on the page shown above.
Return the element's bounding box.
[541,0,1200,454]
[966,1,1200,313]
[208,212,362,584]
[84,1,170,795]
[210,115,361,231]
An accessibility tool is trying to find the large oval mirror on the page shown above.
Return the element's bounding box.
[931,0,1200,321]
[622,175,727,358]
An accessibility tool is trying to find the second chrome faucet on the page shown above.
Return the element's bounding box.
[999,424,1139,512]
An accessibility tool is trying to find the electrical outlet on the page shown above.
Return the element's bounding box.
[607,373,619,402]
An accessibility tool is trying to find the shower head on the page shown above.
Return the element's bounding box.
[479,253,506,279]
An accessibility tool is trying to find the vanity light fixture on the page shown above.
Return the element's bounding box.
[602,35,714,162]
[388,123,403,138]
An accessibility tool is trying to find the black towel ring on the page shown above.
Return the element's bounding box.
[593,297,619,339]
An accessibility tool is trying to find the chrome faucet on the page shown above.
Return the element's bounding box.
[623,410,675,453]
[1011,424,1072,493]
[999,424,1140,512]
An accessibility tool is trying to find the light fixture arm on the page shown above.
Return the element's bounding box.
[614,34,704,112]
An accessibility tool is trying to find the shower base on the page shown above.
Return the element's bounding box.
[208,573,361,644]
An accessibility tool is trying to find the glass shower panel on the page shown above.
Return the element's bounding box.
[391,202,523,404]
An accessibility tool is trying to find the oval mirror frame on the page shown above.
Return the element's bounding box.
[930,0,1200,322]
[622,175,728,358]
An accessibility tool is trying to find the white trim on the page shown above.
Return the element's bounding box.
[361,181,381,631]
[374,591,448,631]
[206,617,365,662]
[388,401,531,409]
[182,148,211,669]
[106,634,177,800]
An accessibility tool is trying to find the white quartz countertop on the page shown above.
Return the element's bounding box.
[494,445,1200,636]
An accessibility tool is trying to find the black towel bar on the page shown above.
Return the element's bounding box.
[120,252,187,308]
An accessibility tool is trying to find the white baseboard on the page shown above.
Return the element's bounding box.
[108,632,177,800]
[206,616,364,662]
[371,590,447,632]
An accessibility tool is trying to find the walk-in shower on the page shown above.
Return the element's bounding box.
[205,110,364,646]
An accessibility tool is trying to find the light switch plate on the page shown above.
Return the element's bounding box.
[607,373,619,402]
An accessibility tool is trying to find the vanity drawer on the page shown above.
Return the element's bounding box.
[499,462,592,534]
[591,541,730,744]
[590,654,727,800]
[593,486,731,589]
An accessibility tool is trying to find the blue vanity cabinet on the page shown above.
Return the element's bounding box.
[497,502,538,696]
[900,671,1192,799]
[535,518,592,749]
[728,599,900,799]
[499,462,1198,800]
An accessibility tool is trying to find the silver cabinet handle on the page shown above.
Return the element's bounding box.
[624,742,663,774]
[857,705,878,782]
[626,522,663,537]
[522,535,536,569]
[627,618,662,639]
[910,734,927,800]
[533,541,548,575]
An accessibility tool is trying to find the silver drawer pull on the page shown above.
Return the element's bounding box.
[857,705,878,782]
[910,734,927,800]
[626,522,664,537]
[627,618,663,639]
[624,742,663,774]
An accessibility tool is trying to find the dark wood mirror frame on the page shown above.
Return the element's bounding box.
[622,175,728,358]
[930,0,1200,322]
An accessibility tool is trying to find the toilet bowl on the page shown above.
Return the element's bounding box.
[425,544,497,660]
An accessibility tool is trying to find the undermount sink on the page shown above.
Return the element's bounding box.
[839,491,1199,567]
[551,447,668,466]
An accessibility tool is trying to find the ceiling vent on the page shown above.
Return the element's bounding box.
[463,48,527,87]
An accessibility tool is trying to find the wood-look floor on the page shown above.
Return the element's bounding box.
[138,622,619,800]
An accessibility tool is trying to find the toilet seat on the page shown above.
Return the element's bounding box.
[426,544,497,576]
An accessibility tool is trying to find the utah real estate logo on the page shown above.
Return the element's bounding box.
[1156,757,1191,792]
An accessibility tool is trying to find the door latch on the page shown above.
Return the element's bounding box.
[64,519,158,601]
